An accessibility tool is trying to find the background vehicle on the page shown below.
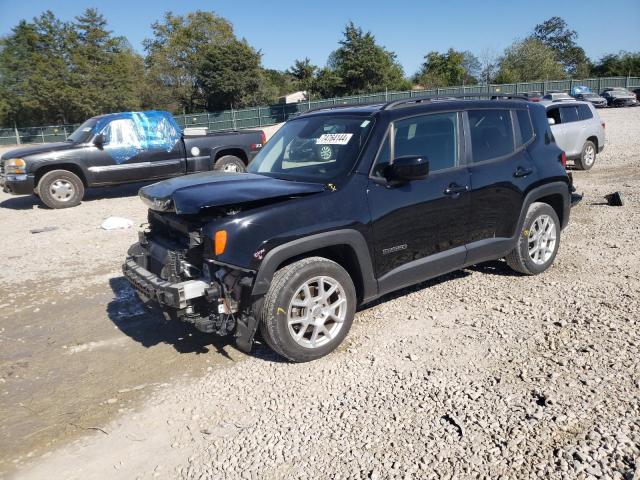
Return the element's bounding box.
[0,111,265,209]
[123,95,575,362]
[542,92,576,102]
[633,88,640,102]
[521,91,543,102]
[570,85,607,108]
[543,100,605,170]
[601,88,638,107]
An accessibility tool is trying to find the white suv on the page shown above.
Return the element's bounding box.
[542,100,605,170]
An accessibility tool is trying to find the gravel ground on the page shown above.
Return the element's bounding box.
[7,108,640,479]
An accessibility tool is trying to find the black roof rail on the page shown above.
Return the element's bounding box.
[382,92,529,110]
[299,102,383,115]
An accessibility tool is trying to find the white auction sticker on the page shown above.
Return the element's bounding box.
[316,133,353,145]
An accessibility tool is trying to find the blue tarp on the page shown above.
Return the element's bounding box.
[95,111,181,164]
[571,85,593,96]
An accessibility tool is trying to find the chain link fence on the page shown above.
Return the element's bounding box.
[2,76,639,146]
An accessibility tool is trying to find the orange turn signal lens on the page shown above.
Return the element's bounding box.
[214,230,227,255]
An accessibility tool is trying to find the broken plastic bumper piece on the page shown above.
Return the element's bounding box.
[122,258,209,309]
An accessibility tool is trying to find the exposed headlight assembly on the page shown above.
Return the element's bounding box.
[5,158,26,174]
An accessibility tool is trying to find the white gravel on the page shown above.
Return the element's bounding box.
[13,108,640,480]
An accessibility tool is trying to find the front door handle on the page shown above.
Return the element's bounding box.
[444,183,469,195]
[513,167,533,178]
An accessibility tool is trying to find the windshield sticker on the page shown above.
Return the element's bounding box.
[360,120,371,128]
[316,133,353,145]
[82,127,92,132]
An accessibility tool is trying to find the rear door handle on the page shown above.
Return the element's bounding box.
[444,183,469,195]
[513,167,533,178]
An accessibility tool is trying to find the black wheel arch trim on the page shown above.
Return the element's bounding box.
[251,229,377,302]
[519,181,571,232]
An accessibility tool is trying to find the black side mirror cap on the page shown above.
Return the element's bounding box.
[93,133,105,147]
[385,155,429,182]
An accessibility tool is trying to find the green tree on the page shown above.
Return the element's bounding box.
[328,22,406,96]
[311,67,342,98]
[263,69,297,98]
[533,17,591,76]
[144,11,235,113]
[495,38,566,83]
[591,51,640,77]
[196,38,271,111]
[71,8,144,119]
[414,48,478,87]
[288,58,317,92]
[0,13,76,125]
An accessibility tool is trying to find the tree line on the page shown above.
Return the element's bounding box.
[0,9,638,127]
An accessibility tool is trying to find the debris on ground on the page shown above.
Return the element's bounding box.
[605,191,625,206]
[100,217,134,230]
[29,226,58,234]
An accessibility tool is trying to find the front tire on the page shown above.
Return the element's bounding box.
[38,170,85,209]
[213,155,246,173]
[574,140,596,170]
[505,202,560,275]
[259,257,356,362]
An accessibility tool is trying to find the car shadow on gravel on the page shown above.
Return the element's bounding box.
[466,260,521,277]
[107,276,237,360]
[0,181,154,210]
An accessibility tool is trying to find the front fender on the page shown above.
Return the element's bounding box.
[251,229,378,302]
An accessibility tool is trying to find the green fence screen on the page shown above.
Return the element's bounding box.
[2,76,639,146]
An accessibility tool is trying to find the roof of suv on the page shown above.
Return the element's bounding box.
[298,97,534,119]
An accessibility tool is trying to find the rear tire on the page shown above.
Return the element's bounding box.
[38,170,84,209]
[259,257,356,362]
[574,140,596,170]
[213,155,246,173]
[505,202,560,275]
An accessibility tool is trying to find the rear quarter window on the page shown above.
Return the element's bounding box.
[577,104,593,120]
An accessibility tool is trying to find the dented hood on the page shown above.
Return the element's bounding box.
[139,171,326,214]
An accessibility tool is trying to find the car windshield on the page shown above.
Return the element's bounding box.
[248,115,375,183]
[67,118,98,143]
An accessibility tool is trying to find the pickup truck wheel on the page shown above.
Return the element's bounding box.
[575,140,596,170]
[505,202,560,275]
[214,155,246,173]
[259,257,356,362]
[38,170,84,209]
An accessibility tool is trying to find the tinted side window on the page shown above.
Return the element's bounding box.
[515,109,534,146]
[392,112,459,172]
[468,109,514,163]
[577,104,593,120]
[561,106,579,123]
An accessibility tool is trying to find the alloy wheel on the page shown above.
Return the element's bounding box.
[528,214,557,265]
[287,276,347,349]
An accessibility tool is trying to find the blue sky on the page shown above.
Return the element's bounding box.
[0,0,638,75]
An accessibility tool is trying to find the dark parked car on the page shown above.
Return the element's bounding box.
[123,96,576,362]
[0,111,265,208]
[632,88,640,102]
[601,88,638,107]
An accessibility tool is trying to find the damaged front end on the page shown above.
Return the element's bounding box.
[122,210,259,351]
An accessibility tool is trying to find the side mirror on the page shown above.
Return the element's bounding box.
[385,156,429,182]
[93,133,105,147]
[547,118,556,126]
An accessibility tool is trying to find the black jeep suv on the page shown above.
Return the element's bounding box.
[123,96,573,362]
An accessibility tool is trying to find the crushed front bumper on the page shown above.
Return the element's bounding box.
[122,258,209,309]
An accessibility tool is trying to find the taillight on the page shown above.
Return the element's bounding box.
[560,151,567,168]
